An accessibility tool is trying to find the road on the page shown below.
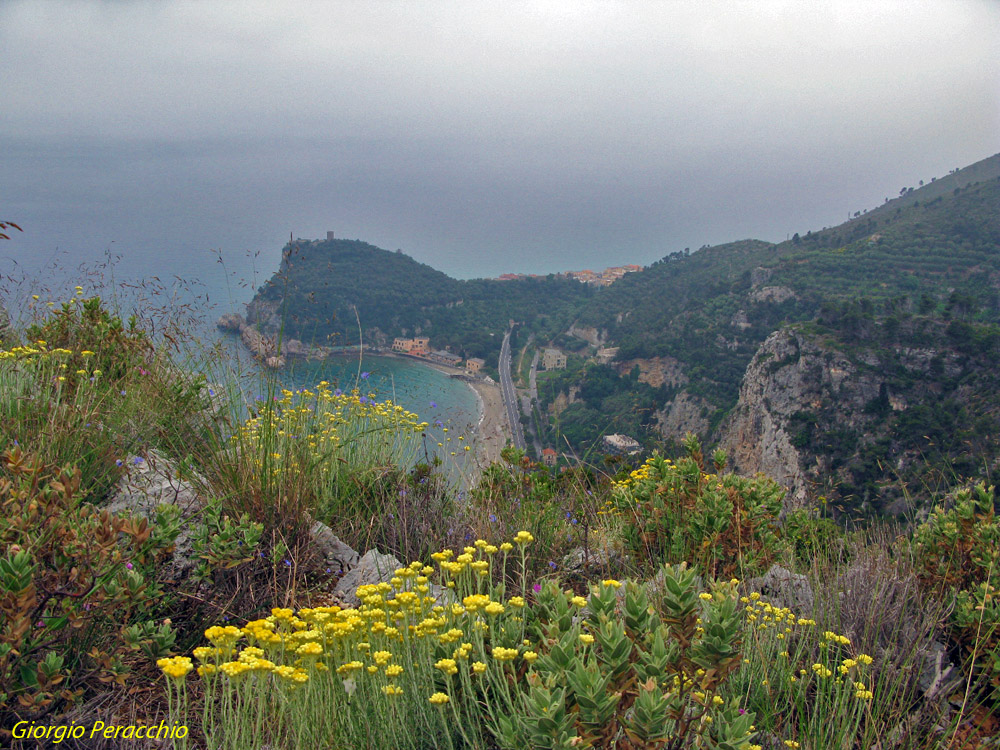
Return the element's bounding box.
[521,349,543,456]
[499,329,527,452]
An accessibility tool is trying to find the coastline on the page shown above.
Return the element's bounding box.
[379,351,509,470]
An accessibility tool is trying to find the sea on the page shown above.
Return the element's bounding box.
[1,245,482,471]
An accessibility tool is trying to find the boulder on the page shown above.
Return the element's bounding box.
[309,521,360,574]
[332,549,403,607]
[106,452,204,577]
[743,564,814,614]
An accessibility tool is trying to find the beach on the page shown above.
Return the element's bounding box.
[385,353,510,471]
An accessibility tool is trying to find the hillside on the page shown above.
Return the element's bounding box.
[241,153,1000,513]
[247,237,589,361]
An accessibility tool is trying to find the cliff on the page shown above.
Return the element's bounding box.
[718,319,1000,517]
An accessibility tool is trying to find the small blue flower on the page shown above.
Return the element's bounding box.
[209,388,215,397]
[120,390,127,396]
[548,561,557,570]
[489,514,497,523]
[283,559,292,567]
[133,456,144,465]
[115,459,123,467]
[359,396,368,404]
[571,518,578,525]
[429,401,437,408]
[334,388,342,396]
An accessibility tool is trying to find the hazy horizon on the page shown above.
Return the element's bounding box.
[2,1,998,285]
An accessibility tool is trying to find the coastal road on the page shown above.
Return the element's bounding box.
[499,329,527,452]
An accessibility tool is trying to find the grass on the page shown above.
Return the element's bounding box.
[2,288,1000,748]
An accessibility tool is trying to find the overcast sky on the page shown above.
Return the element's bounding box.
[2,0,998,291]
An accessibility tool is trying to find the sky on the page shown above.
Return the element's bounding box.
[2,0,998,295]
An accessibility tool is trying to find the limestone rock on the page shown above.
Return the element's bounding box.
[332,549,403,607]
[743,564,813,614]
[309,522,360,574]
[106,452,204,576]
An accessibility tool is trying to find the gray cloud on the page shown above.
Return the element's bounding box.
[2,0,998,285]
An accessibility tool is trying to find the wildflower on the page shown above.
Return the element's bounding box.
[472,661,487,674]
[429,692,449,705]
[570,596,587,608]
[492,647,518,661]
[383,685,404,696]
[601,579,622,589]
[514,530,534,545]
[523,651,538,663]
[579,633,595,646]
[699,593,713,601]
[157,656,193,681]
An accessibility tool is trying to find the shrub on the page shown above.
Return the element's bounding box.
[912,482,1000,707]
[0,447,179,722]
[611,435,784,578]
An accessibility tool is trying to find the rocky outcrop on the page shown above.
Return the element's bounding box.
[106,452,204,577]
[718,328,880,510]
[568,324,607,347]
[217,311,318,369]
[655,392,711,441]
[615,356,688,388]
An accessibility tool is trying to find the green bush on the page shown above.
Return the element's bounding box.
[611,436,784,578]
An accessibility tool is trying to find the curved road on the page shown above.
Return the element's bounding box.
[499,329,527,452]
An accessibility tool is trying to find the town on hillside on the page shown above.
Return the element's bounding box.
[495,263,643,287]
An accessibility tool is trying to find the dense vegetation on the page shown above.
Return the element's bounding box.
[4,297,1000,747]
[245,154,1000,514]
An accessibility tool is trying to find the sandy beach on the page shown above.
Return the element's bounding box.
[380,352,510,472]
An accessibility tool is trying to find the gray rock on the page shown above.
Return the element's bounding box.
[918,639,959,700]
[562,546,625,574]
[743,564,814,614]
[332,549,403,607]
[309,521,360,573]
[106,451,204,576]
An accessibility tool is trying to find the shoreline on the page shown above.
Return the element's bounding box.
[219,324,511,474]
[378,352,508,470]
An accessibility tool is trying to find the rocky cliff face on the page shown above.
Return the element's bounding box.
[717,321,1000,517]
[718,329,879,511]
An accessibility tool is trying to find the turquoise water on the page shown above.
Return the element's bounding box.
[3,249,482,473]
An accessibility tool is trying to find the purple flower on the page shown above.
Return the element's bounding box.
[533,583,541,593]
[360,371,370,379]
[208,388,215,397]
[115,459,123,467]
[429,401,437,408]
[120,390,127,396]
[334,388,342,396]
[133,456,144,465]
[489,514,497,523]
[548,561,557,570]
[125,562,133,570]
[283,559,292,567]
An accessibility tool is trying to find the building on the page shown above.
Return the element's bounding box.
[429,350,462,367]
[465,357,485,374]
[602,433,642,456]
[541,448,558,467]
[326,231,335,241]
[392,337,431,356]
[542,348,567,370]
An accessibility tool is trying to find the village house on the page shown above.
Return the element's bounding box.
[392,337,430,356]
[465,357,485,374]
[429,350,462,367]
[542,348,567,370]
[541,448,558,467]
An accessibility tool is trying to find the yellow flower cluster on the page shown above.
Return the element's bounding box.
[742,594,873,701]
[157,656,193,681]
[229,381,429,478]
[168,533,536,709]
